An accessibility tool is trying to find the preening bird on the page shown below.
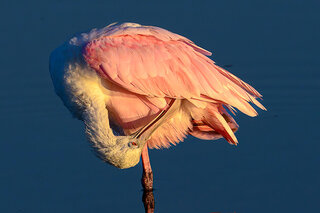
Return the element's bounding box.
[49,22,265,190]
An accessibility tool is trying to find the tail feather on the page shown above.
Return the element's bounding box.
[190,104,239,145]
[207,107,238,145]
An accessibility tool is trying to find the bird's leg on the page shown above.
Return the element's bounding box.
[141,143,153,191]
[142,187,155,213]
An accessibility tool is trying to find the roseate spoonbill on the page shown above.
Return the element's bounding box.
[49,22,265,191]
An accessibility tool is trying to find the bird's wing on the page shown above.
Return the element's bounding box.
[83,24,265,116]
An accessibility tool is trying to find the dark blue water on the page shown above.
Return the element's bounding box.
[1,0,319,212]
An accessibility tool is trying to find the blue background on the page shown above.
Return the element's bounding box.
[0,0,319,212]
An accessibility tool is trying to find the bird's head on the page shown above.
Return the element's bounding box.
[92,135,147,169]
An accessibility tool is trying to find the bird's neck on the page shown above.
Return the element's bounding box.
[83,100,142,169]
[83,101,117,152]
[59,58,142,168]
[63,62,117,150]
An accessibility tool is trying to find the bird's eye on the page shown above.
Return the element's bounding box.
[129,141,138,147]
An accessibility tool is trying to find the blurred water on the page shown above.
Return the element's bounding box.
[0,0,319,212]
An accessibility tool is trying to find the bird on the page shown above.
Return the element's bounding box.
[49,22,265,191]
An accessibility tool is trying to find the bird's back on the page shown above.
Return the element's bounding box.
[50,22,265,149]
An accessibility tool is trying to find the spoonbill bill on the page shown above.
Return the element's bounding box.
[49,22,265,191]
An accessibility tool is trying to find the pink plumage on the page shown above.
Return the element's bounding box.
[83,23,265,148]
[50,22,265,190]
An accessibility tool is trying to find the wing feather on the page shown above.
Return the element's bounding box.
[83,24,264,116]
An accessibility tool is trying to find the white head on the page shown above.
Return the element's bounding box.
[88,133,146,169]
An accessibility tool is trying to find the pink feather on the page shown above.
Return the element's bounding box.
[83,23,265,149]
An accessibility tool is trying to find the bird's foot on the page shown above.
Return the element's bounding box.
[141,171,153,191]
